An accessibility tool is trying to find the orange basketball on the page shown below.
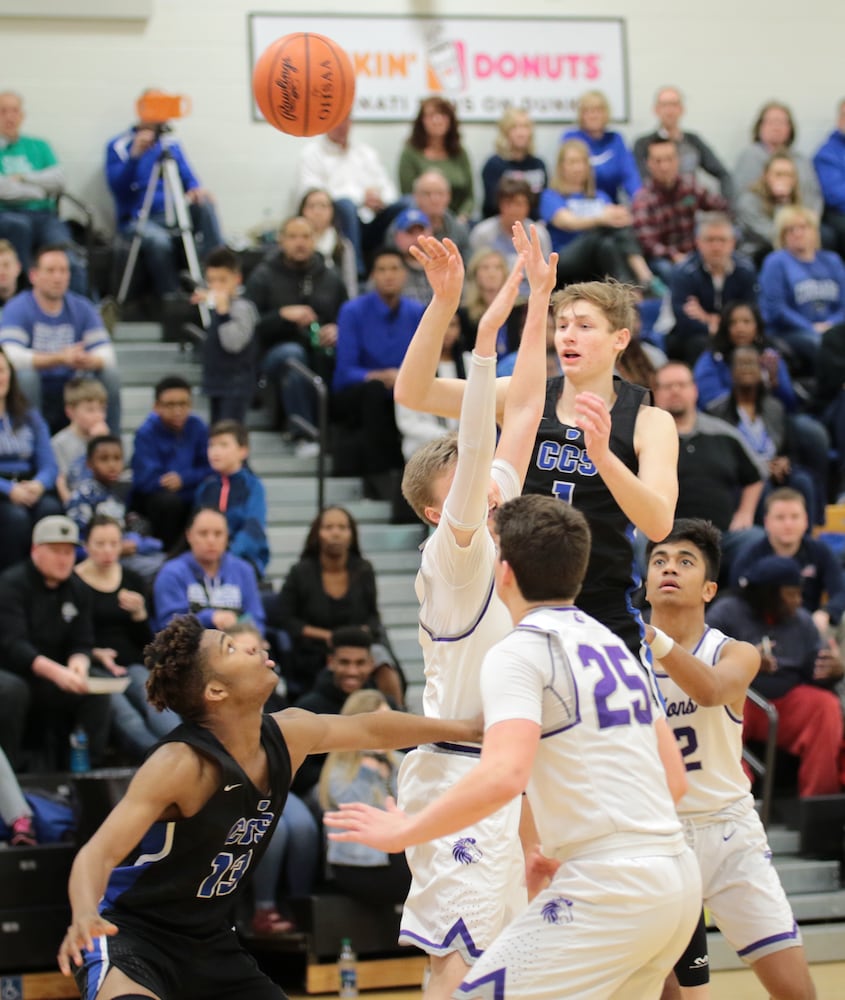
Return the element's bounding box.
[252,32,356,137]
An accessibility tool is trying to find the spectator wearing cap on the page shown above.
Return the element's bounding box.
[0,514,111,769]
[332,248,426,500]
[388,208,434,305]
[707,553,844,797]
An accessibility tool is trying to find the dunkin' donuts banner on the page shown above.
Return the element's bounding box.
[248,14,629,124]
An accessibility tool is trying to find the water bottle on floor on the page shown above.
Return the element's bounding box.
[338,937,358,998]
[69,726,90,773]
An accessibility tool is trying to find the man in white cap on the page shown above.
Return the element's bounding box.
[0,514,111,769]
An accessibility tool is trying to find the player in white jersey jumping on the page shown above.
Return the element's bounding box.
[645,518,816,1000]
[326,495,700,1000]
[391,224,557,999]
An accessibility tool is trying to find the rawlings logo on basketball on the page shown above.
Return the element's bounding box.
[452,837,482,864]
[541,896,574,924]
[276,56,300,122]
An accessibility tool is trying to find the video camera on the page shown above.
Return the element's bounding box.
[135,90,191,136]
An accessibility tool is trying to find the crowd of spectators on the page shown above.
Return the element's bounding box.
[1,85,845,918]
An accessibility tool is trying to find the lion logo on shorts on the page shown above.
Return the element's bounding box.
[541,896,574,925]
[452,837,483,864]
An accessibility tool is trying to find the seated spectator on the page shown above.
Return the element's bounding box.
[652,361,765,579]
[66,434,165,580]
[0,239,23,310]
[480,107,548,219]
[666,212,758,365]
[129,376,210,552]
[243,215,347,453]
[318,689,411,904]
[193,420,269,579]
[814,98,845,262]
[470,177,552,288]
[632,138,729,283]
[230,623,319,938]
[298,115,400,278]
[461,248,526,373]
[293,626,394,800]
[0,514,111,770]
[706,347,818,522]
[331,248,425,498]
[298,188,358,299]
[152,506,265,633]
[633,86,732,200]
[0,245,121,433]
[105,90,223,298]
[732,488,845,641]
[539,139,655,288]
[74,514,178,763]
[399,97,474,221]
[0,345,62,571]
[268,506,400,703]
[733,101,822,213]
[401,171,470,260]
[0,91,86,293]
[0,744,36,845]
[51,376,109,504]
[706,554,844,797]
[561,89,641,203]
[190,246,258,427]
[736,153,806,265]
[388,208,435,306]
[759,205,845,370]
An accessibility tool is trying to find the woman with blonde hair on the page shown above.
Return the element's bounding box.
[759,205,845,368]
[480,107,548,218]
[319,689,411,904]
[561,89,641,203]
[461,248,526,371]
[540,139,657,288]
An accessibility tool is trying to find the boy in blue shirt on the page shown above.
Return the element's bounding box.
[194,420,269,578]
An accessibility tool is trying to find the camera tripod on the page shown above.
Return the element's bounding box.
[116,141,210,327]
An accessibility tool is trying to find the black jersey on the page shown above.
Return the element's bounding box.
[100,715,291,937]
[522,374,648,655]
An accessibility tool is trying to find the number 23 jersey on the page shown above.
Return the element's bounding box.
[99,716,291,937]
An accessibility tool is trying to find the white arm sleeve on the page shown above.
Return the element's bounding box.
[443,351,497,531]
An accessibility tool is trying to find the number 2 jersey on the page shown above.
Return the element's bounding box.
[522,374,649,657]
[99,716,291,937]
[482,605,684,862]
[653,625,754,820]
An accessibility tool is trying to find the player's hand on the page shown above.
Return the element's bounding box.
[324,797,411,854]
[525,847,560,900]
[57,913,119,974]
[574,391,612,464]
[409,236,465,303]
[512,222,557,296]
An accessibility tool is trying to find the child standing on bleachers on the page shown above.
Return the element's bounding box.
[50,376,109,503]
[192,247,259,425]
[193,420,269,578]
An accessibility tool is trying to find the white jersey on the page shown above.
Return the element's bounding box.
[654,625,754,820]
[483,605,685,862]
[417,459,520,725]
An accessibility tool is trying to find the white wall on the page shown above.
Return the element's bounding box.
[2,0,843,240]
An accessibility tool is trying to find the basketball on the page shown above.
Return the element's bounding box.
[252,32,356,137]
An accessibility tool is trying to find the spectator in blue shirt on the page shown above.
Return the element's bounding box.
[152,507,265,633]
[813,99,845,261]
[130,376,210,552]
[561,90,641,204]
[331,248,425,499]
[194,420,269,578]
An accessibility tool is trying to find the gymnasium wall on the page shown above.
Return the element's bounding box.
[2,0,842,240]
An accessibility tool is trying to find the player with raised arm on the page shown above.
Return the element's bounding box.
[645,519,816,1000]
[326,495,701,1000]
[56,615,482,1000]
[392,224,557,999]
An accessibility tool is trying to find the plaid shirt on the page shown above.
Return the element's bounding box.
[632,175,728,261]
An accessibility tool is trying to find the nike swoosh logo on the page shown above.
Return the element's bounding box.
[224,783,242,792]
[722,830,735,842]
